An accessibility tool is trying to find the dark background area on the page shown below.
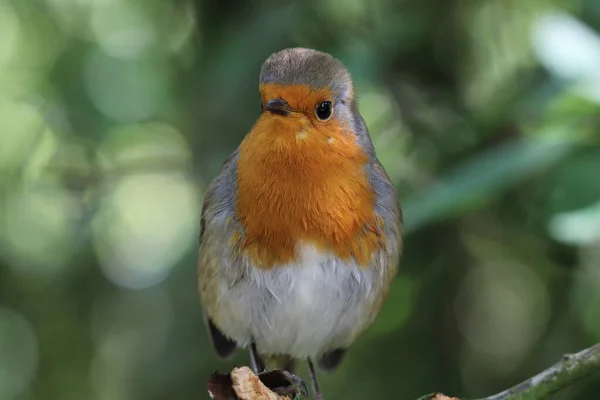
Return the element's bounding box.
[1,0,599,399]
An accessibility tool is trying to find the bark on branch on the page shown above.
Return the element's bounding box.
[475,342,600,400]
[207,343,600,399]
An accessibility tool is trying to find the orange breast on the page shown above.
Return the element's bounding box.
[235,96,383,269]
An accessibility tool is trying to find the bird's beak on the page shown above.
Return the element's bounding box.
[264,98,297,116]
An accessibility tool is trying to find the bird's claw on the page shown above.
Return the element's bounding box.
[257,369,308,398]
[280,370,309,397]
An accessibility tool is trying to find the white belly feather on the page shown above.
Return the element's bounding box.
[214,242,382,358]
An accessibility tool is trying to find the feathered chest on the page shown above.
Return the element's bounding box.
[234,120,384,269]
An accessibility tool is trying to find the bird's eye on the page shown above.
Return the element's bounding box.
[315,101,333,121]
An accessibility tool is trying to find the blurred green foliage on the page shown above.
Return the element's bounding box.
[1,0,600,399]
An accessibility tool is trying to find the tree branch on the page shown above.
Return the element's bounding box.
[476,342,600,400]
[207,343,600,400]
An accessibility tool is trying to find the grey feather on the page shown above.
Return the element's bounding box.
[260,47,354,104]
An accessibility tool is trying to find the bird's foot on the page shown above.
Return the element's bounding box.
[257,369,308,398]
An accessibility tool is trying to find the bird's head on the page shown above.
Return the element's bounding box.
[245,48,373,159]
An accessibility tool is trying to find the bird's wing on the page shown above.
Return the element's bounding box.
[367,158,403,271]
[198,149,241,359]
[370,158,403,229]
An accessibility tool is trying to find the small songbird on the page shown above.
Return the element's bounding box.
[198,48,402,399]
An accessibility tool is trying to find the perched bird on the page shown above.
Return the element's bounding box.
[198,47,402,399]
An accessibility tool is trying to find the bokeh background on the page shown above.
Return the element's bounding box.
[1,0,600,399]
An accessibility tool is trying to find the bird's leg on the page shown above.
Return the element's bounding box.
[307,357,323,400]
[249,342,265,374]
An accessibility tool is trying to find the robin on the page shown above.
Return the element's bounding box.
[198,47,402,399]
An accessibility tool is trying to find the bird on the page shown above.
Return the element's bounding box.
[197,47,403,399]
